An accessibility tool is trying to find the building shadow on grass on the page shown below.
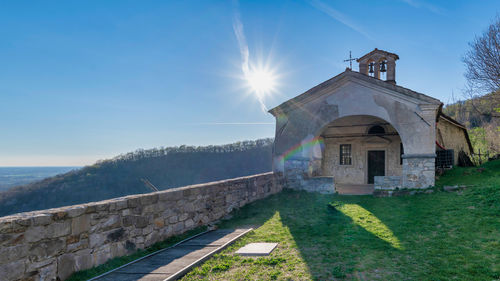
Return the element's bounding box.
[218,189,407,280]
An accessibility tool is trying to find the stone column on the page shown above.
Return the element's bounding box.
[374,61,380,79]
[402,154,436,188]
[359,61,368,75]
[386,60,396,84]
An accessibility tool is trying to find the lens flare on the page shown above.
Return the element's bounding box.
[246,68,276,94]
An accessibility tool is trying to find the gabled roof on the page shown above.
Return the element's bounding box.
[357,48,399,62]
[439,113,467,130]
[268,69,442,115]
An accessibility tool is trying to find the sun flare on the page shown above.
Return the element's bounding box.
[246,68,276,94]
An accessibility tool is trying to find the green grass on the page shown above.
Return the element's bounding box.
[181,160,500,280]
[67,226,206,281]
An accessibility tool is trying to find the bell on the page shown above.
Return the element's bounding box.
[380,61,387,72]
[368,62,374,74]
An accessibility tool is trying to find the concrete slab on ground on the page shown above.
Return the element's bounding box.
[93,228,252,281]
[336,184,374,195]
[235,242,278,256]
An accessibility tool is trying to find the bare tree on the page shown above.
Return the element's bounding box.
[462,16,500,120]
[463,16,500,93]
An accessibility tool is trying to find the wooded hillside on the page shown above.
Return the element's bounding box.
[0,138,273,217]
[443,91,500,162]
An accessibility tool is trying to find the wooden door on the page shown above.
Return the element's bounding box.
[368,150,385,184]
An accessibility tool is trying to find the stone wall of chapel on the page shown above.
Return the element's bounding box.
[321,135,403,184]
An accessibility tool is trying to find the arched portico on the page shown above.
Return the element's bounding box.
[319,115,403,193]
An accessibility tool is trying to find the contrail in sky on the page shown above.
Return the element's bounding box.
[308,0,374,41]
[192,122,274,125]
[233,7,249,76]
[232,2,269,112]
[400,0,444,15]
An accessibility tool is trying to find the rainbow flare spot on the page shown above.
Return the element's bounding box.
[278,136,324,164]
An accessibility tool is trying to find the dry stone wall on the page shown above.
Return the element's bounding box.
[0,172,283,281]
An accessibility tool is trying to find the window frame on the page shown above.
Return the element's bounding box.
[339,144,352,165]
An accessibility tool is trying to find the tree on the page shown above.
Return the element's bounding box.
[462,16,500,121]
[463,16,500,94]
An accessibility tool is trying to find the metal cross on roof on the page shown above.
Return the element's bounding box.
[343,51,358,70]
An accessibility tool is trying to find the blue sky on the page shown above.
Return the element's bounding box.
[0,0,498,166]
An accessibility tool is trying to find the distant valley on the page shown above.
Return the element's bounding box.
[0,139,273,217]
[0,166,80,191]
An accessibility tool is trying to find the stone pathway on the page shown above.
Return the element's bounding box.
[93,228,252,281]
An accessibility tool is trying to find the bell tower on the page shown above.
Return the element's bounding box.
[357,48,399,84]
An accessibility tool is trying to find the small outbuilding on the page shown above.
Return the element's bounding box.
[269,49,472,194]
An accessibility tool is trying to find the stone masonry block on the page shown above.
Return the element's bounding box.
[29,238,65,261]
[0,259,26,281]
[0,244,29,264]
[31,214,53,226]
[72,214,90,235]
[57,254,76,281]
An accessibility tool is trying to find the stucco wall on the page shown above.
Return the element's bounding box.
[271,71,440,190]
[272,73,439,172]
[437,118,471,165]
[0,173,283,281]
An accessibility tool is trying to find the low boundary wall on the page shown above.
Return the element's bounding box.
[0,172,283,281]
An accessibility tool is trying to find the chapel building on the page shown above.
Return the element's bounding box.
[269,49,472,194]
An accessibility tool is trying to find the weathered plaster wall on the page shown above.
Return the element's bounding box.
[272,72,439,190]
[437,118,472,165]
[0,173,283,281]
[273,77,438,168]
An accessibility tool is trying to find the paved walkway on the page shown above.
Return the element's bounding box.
[336,184,374,195]
[93,228,252,281]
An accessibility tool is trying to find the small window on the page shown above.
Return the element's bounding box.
[340,144,352,165]
[368,125,385,135]
[400,143,404,165]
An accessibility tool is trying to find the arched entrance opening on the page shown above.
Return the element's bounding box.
[317,115,403,194]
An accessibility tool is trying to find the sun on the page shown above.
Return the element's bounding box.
[239,63,280,111]
[246,68,276,95]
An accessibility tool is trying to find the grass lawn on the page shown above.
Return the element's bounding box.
[181,160,500,280]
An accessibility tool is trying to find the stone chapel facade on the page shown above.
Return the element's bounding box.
[269,49,472,194]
